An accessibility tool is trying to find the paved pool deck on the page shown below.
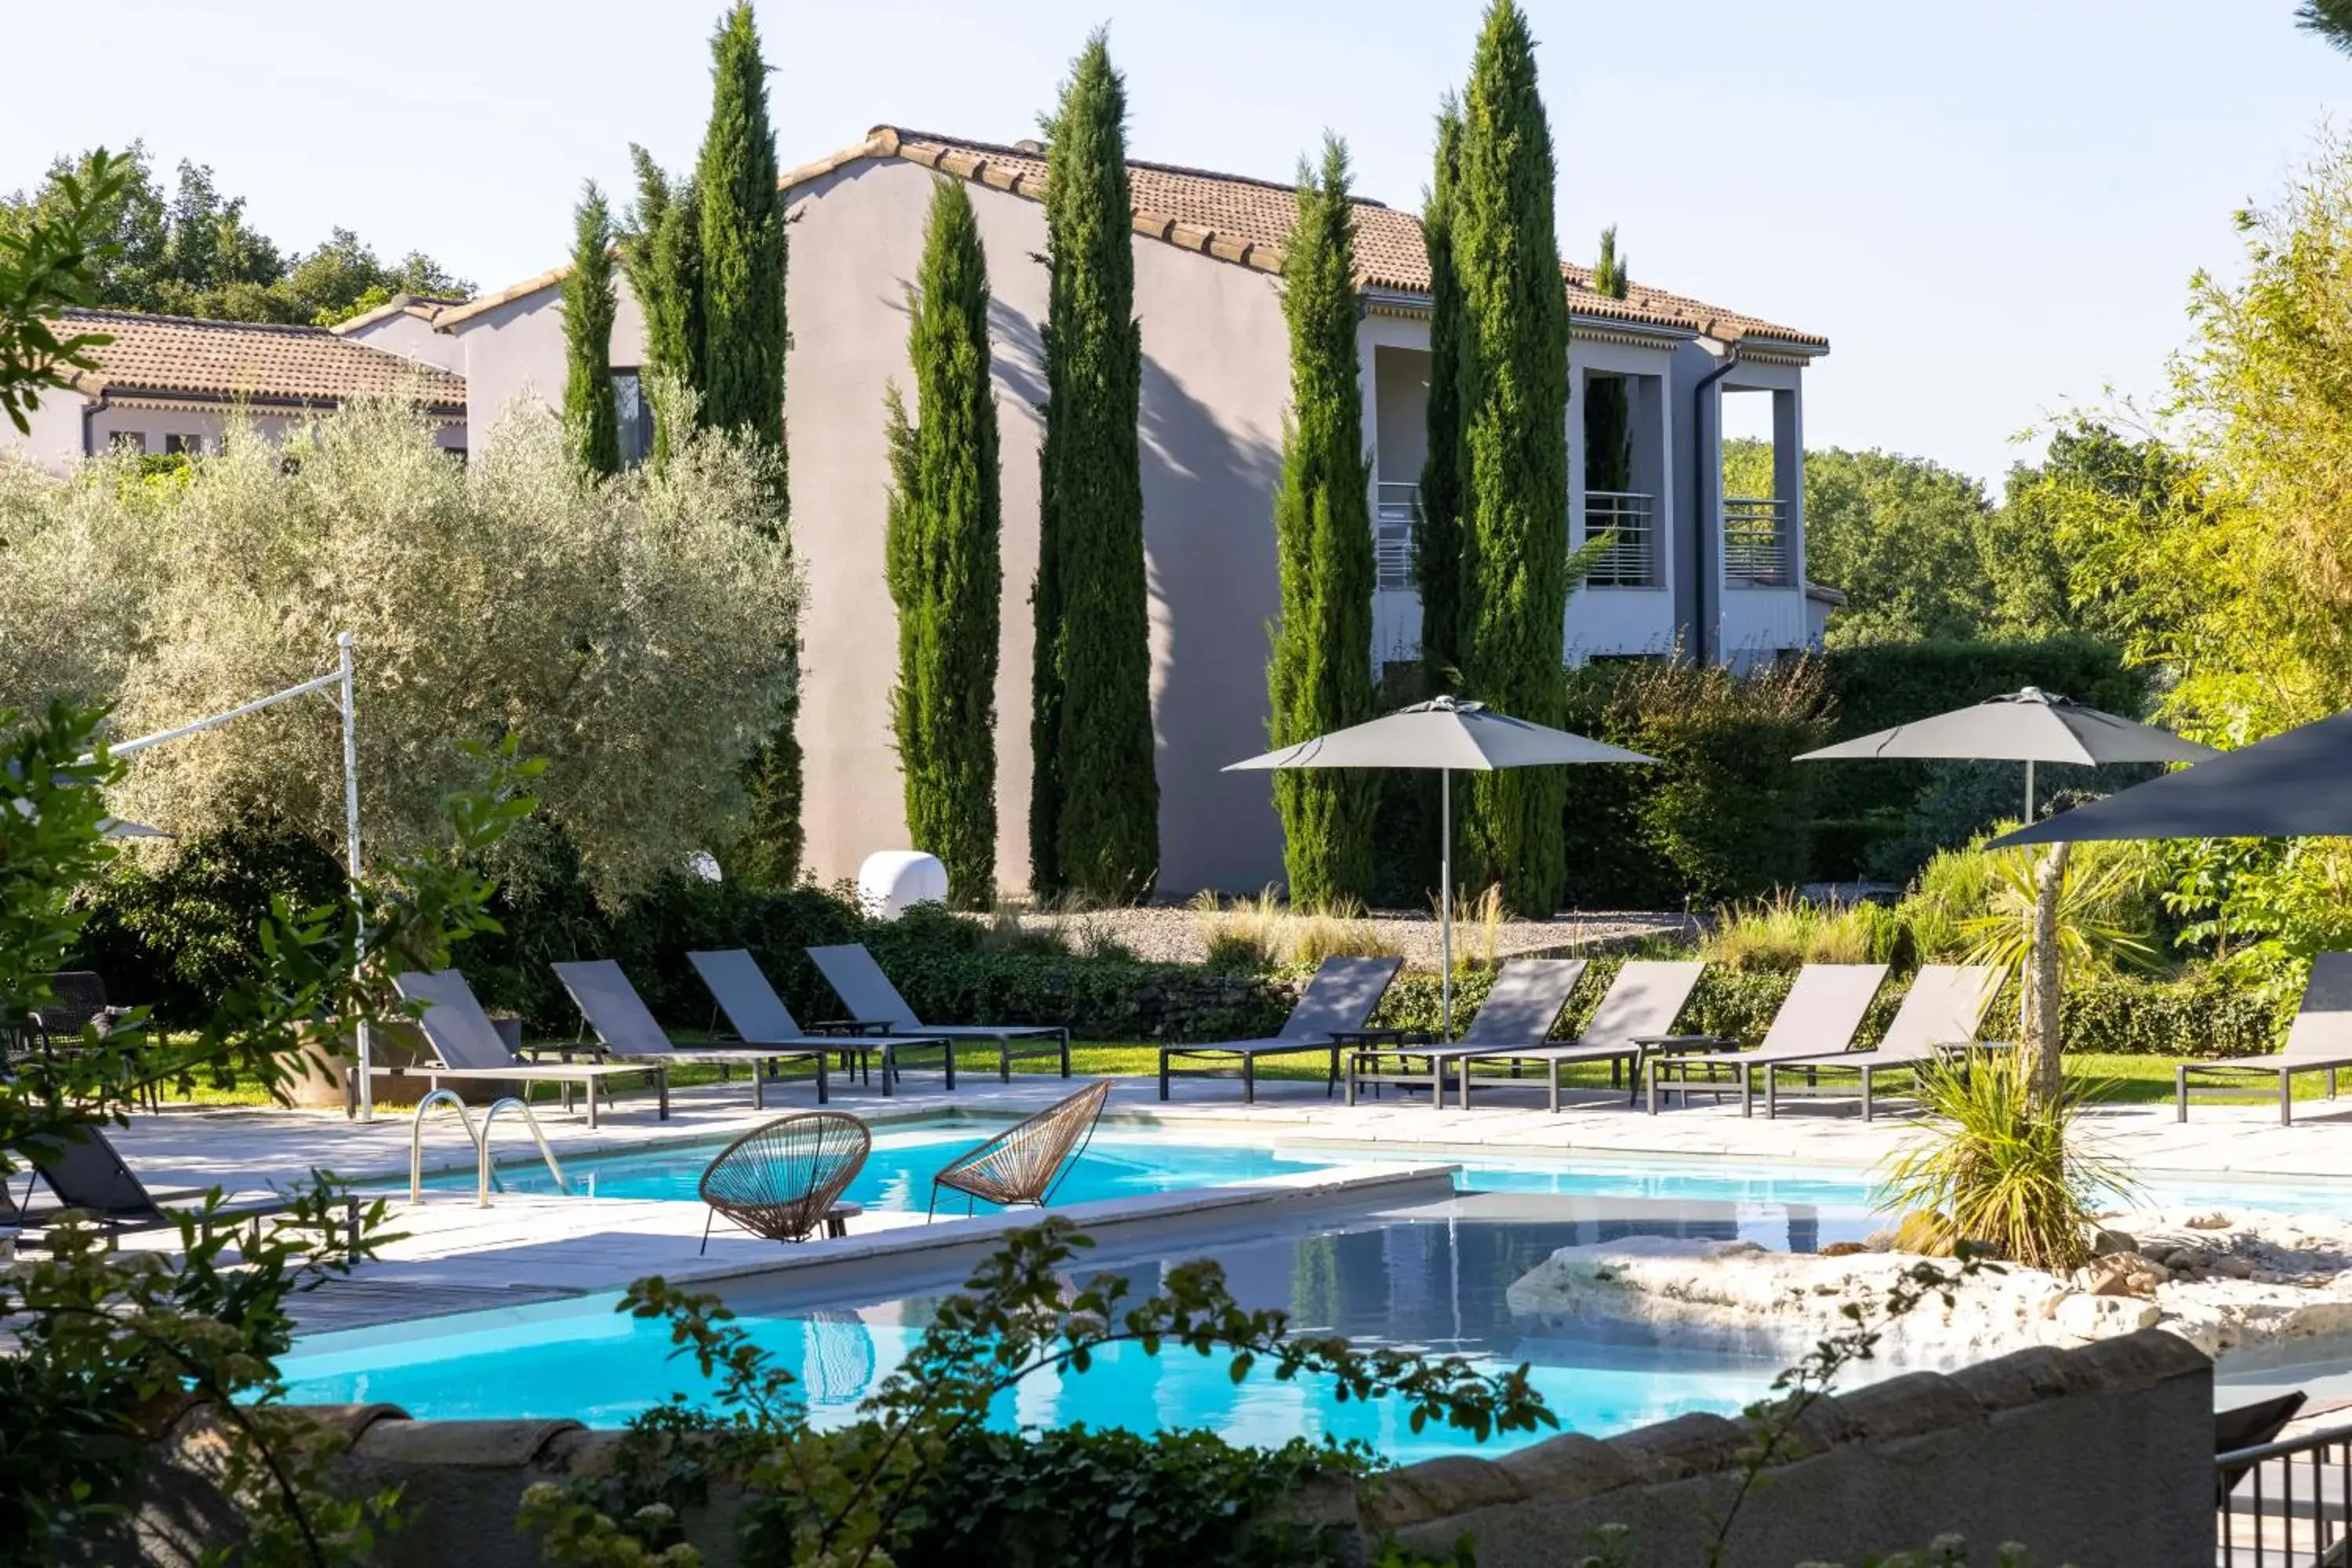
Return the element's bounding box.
[81,1069,2352,1335]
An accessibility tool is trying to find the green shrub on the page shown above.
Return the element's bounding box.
[1558,656,1833,907]
[1700,895,1908,972]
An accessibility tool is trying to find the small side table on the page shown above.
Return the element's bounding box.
[1630,1033,1744,1109]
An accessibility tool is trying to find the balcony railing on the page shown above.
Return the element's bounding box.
[1583,491,1659,588]
[1722,496,1791,586]
[1374,481,1418,592]
[2216,1419,2352,1565]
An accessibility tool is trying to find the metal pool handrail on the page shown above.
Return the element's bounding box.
[2216,1418,2352,1565]
[480,1096,570,1203]
[409,1088,571,1207]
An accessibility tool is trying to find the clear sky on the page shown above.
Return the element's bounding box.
[7,2,2344,488]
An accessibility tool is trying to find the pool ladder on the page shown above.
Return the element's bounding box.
[410,1088,572,1207]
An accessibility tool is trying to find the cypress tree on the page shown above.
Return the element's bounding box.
[1454,0,1571,914]
[885,178,1002,909]
[619,147,702,468]
[561,182,621,477]
[1416,97,1466,688]
[1032,30,1157,902]
[695,1,787,463]
[1267,136,1377,908]
[1584,225,1632,495]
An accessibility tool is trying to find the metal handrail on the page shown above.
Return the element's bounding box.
[1584,490,1659,587]
[1374,481,1418,592]
[479,1096,571,1203]
[410,1088,482,1203]
[1722,495,1791,586]
[2217,1420,2352,1565]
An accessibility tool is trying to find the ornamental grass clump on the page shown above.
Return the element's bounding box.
[1700,893,1904,972]
[1877,1055,2136,1272]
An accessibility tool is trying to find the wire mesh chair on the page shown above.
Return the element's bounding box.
[928,1079,1114,1219]
[697,1112,870,1254]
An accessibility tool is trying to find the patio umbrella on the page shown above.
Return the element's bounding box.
[9,797,174,839]
[1796,686,2218,826]
[1989,708,2352,848]
[1224,695,1656,1037]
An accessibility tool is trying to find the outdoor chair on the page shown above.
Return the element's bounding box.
[552,960,873,1103]
[2176,950,2352,1127]
[927,1078,1114,1218]
[1759,964,2008,1120]
[1644,964,1891,1116]
[365,970,672,1130]
[687,949,867,1104]
[1419,960,1711,1112]
[805,943,1073,1082]
[0,1122,358,1252]
[697,1110,869,1253]
[13,971,158,1110]
[1343,959,1587,1107]
[1158,955,1403,1104]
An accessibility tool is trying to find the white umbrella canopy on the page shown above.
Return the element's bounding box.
[1795,687,2216,822]
[1226,696,1657,1037]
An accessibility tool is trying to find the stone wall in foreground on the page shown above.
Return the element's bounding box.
[114,1330,2211,1566]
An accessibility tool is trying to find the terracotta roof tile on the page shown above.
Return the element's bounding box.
[879,127,1826,350]
[55,309,467,408]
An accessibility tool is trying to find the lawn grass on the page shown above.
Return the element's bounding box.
[153,1042,2331,1112]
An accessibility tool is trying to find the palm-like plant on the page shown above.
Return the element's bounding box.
[1959,843,2154,1102]
[1879,1055,2137,1272]
[2299,1,2352,58]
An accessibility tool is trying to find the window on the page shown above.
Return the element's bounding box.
[163,434,204,456]
[108,431,147,455]
[612,370,655,468]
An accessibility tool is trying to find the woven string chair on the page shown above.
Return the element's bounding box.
[928,1079,1113,1219]
[699,1111,870,1254]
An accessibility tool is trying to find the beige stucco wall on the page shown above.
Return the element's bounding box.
[337,309,466,372]
[4,398,464,470]
[0,385,87,472]
[784,156,1289,896]
[445,285,648,448]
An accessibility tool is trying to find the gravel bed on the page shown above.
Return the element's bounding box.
[982,906,1698,969]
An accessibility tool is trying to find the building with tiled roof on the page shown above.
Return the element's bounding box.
[3,308,466,470]
[412,125,1840,895]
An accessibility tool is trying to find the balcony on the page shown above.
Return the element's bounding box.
[1582,490,1660,588]
[1374,481,1417,592]
[1722,497,1791,586]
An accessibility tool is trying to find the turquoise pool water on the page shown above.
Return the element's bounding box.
[277,1206,1791,1461]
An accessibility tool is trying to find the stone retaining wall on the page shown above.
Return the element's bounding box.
[113,1330,2210,1566]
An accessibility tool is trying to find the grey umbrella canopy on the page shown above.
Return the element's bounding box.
[1227,696,1656,1036]
[1991,709,2352,848]
[1796,687,2217,824]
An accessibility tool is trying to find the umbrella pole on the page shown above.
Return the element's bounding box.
[2024,759,2035,826]
[1440,768,1454,1043]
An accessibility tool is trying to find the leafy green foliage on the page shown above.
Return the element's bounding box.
[1557,656,1832,906]
[521,1219,1553,1567]
[2297,1,2352,59]
[886,179,1003,909]
[564,183,623,477]
[619,147,706,459]
[1414,98,1465,690]
[1584,227,1633,495]
[694,2,786,460]
[1879,1057,2136,1271]
[1452,1,1572,915]
[1032,30,1159,902]
[0,148,131,433]
[1268,137,1377,909]
[1,143,467,327]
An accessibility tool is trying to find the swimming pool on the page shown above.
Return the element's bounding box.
[277,1202,1791,1460]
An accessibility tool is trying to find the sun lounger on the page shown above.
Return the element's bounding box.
[1159,955,1403,1104]
[361,969,673,1130]
[1645,963,1891,1116]
[1759,964,2006,1120]
[1445,960,1710,1111]
[686,949,859,1105]
[555,960,933,1100]
[805,943,1072,1081]
[2176,950,2352,1127]
[0,1122,358,1250]
[1342,958,1587,1107]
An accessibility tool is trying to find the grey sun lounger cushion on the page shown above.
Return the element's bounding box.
[1646,963,1890,1116]
[689,949,859,1048]
[1443,960,1710,1110]
[383,968,673,1127]
[2178,949,2352,1126]
[558,959,934,1098]
[1161,955,1403,1104]
[804,943,1073,1080]
[1758,964,2005,1121]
